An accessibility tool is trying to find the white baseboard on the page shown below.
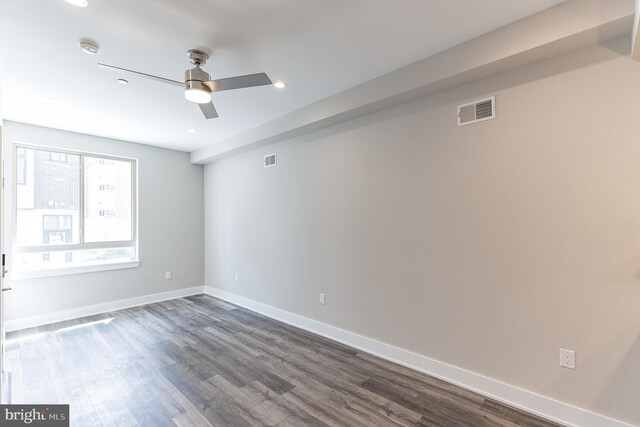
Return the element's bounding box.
[203,286,635,427]
[5,286,205,332]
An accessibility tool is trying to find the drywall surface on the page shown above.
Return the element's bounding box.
[204,41,640,424]
[2,122,204,320]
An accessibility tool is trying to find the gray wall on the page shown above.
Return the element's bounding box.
[2,122,204,321]
[204,41,640,424]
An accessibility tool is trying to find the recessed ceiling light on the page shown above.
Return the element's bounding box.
[188,129,197,134]
[274,81,286,89]
[79,40,99,55]
[65,0,88,7]
[35,96,53,103]
[117,79,128,85]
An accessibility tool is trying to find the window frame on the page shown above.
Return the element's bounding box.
[16,148,26,185]
[12,143,138,273]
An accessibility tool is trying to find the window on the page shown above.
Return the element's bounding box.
[14,145,137,273]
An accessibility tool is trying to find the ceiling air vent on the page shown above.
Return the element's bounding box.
[457,96,495,126]
[264,153,277,168]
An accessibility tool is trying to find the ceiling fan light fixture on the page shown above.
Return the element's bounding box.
[184,81,212,104]
[185,88,211,104]
[65,0,88,7]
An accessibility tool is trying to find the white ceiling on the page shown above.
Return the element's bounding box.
[0,0,564,152]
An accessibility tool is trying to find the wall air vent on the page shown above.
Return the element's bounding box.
[457,96,495,126]
[264,153,277,168]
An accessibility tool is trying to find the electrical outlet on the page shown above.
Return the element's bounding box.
[234,274,239,283]
[165,272,171,280]
[319,293,326,305]
[560,348,576,370]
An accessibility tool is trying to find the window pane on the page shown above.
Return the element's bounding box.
[84,156,132,242]
[16,148,80,246]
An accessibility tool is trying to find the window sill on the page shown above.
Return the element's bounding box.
[8,260,141,281]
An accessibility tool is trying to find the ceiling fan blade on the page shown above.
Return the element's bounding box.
[199,101,219,119]
[97,63,184,87]
[203,72,272,93]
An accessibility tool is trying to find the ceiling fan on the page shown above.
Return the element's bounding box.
[97,49,273,119]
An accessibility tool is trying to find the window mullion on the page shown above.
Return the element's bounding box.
[15,241,135,254]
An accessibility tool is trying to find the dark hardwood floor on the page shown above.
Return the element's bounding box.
[5,295,563,426]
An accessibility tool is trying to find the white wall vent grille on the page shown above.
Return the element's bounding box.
[264,153,277,168]
[457,96,495,126]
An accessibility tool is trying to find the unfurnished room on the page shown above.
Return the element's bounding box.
[0,0,639,426]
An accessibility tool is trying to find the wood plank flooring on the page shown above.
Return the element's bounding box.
[5,295,563,427]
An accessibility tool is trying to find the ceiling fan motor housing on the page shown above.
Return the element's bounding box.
[185,67,211,92]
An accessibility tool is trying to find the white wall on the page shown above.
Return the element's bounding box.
[204,40,640,425]
[2,122,204,321]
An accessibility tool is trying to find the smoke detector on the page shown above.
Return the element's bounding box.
[79,40,99,55]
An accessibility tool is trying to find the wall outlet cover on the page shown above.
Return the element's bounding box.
[560,348,576,370]
[319,293,326,305]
